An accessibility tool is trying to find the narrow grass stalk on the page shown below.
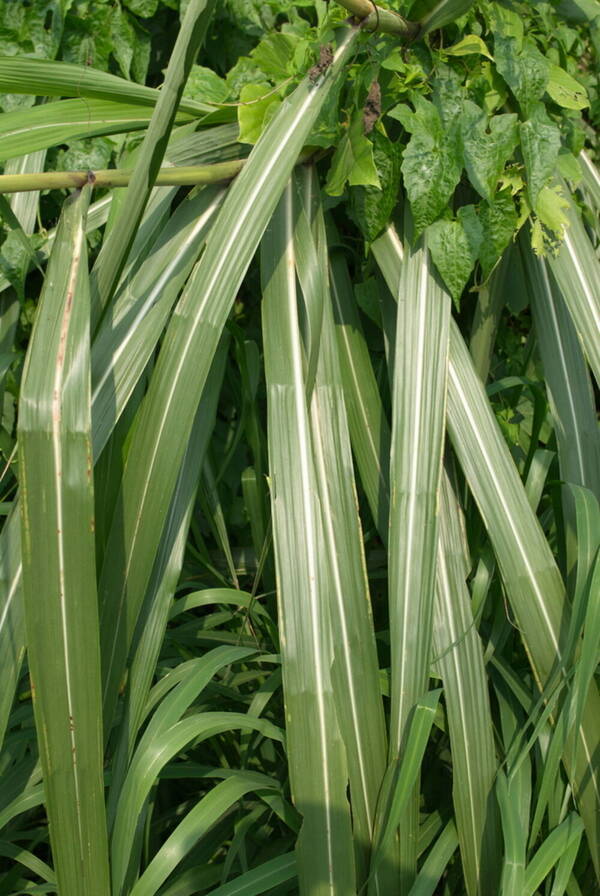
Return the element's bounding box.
[0,161,245,194]
[261,183,356,895]
[18,186,110,895]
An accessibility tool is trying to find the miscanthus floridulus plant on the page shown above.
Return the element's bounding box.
[0,0,599,893]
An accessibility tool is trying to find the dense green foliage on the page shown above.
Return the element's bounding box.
[0,1,599,894]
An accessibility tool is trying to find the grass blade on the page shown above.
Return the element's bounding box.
[107,342,228,824]
[370,690,442,881]
[0,56,211,115]
[17,186,110,895]
[261,182,356,895]
[0,100,193,162]
[496,771,526,896]
[296,168,390,890]
[522,239,600,570]
[129,773,282,896]
[378,220,451,891]
[189,853,296,896]
[407,821,458,896]
[524,813,584,896]
[329,243,391,541]
[434,471,501,894]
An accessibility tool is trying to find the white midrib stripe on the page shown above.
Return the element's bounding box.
[52,218,86,853]
[580,151,600,192]
[449,338,600,810]
[0,557,22,632]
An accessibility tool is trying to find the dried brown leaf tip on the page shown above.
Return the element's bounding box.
[308,44,334,83]
[363,80,381,134]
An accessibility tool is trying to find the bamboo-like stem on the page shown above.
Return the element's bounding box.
[336,0,419,38]
[0,159,245,194]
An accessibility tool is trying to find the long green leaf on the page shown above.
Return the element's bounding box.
[18,186,110,896]
[522,238,600,569]
[261,182,356,896]
[129,773,282,896]
[370,690,442,881]
[96,24,360,737]
[91,185,224,457]
[407,821,458,896]
[0,100,193,162]
[0,56,210,116]
[374,220,451,892]
[329,244,391,541]
[524,813,584,896]
[295,168,390,890]
[434,471,501,895]
[183,853,296,896]
[496,771,526,896]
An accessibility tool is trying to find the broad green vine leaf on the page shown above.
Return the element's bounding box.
[479,189,517,278]
[432,63,465,127]
[494,35,549,117]
[183,65,229,104]
[445,34,494,59]
[395,97,462,234]
[427,206,483,306]
[531,184,571,253]
[461,100,519,201]
[238,83,282,144]
[349,130,402,241]
[546,63,589,110]
[325,114,380,197]
[250,32,304,80]
[124,0,159,15]
[520,107,561,209]
[557,150,582,183]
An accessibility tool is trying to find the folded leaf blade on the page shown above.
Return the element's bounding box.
[17,185,110,896]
